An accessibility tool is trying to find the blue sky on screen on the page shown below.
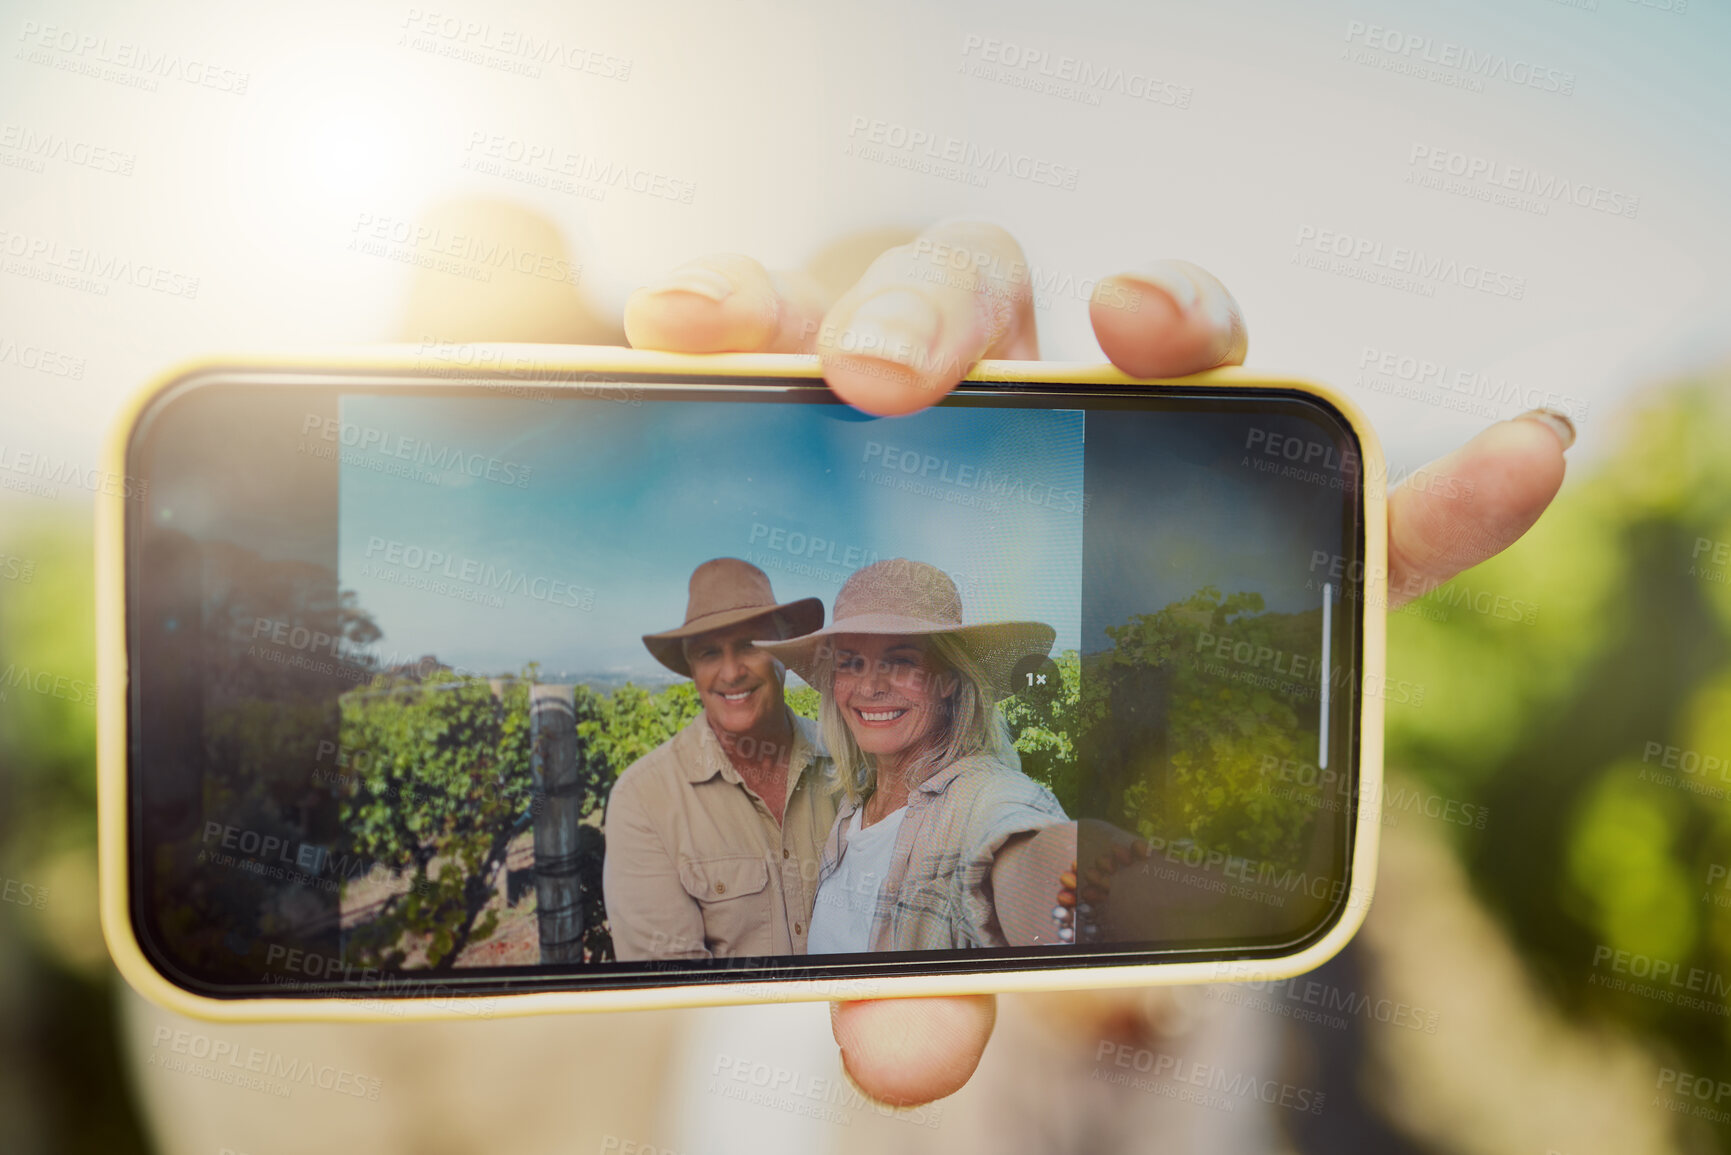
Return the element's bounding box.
[338,396,1084,679]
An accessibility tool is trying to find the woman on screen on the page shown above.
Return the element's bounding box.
[761,558,1082,953]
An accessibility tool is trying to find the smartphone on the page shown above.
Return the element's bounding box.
[97,346,1387,1021]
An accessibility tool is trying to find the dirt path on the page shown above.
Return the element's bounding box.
[338,827,542,968]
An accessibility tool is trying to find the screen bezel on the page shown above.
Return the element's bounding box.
[119,361,1371,1003]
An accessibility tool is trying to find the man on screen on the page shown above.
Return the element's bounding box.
[602,558,839,960]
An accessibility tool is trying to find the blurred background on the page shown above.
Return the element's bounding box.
[3,0,1730,1151]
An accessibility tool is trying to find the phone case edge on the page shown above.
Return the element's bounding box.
[96,348,1387,1022]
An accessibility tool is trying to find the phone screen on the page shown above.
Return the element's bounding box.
[126,370,1369,998]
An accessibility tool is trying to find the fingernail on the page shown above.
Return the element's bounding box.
[1516,408,1576,451]
[642,265,734,302]
[838,290,941,368]
[1117,264,1199,311]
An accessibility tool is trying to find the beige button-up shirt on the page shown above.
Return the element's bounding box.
[603,711,838,960]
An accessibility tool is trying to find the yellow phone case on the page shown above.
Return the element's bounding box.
[97,345,1388,1022]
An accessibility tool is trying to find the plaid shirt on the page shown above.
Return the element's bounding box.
[817,752,1069,952]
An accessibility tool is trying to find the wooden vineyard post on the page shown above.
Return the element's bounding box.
[530,683,584,963]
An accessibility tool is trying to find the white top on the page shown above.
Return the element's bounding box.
[805,804,907,954]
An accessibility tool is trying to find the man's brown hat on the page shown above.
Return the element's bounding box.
[642,558,824,677]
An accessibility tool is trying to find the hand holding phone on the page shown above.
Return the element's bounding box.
[622,220,1573,1106]
[94,214,1578,1108]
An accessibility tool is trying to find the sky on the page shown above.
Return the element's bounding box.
[337,394,1085,676]
[335,392,1350,676]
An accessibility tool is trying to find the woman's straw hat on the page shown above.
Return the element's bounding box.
[758,558,1055,697]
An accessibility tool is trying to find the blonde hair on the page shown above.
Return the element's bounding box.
[814,632,1017,804]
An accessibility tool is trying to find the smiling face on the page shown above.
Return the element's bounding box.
[683,618,787,737]
[830,633,956,763]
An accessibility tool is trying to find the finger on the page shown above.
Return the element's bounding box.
[1089,259,1248,378]
[623,254,830,353]
[398,197,622,345]
[1386,410,1574,608]
[830,995,996,1107]
[818,220,1038,416]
